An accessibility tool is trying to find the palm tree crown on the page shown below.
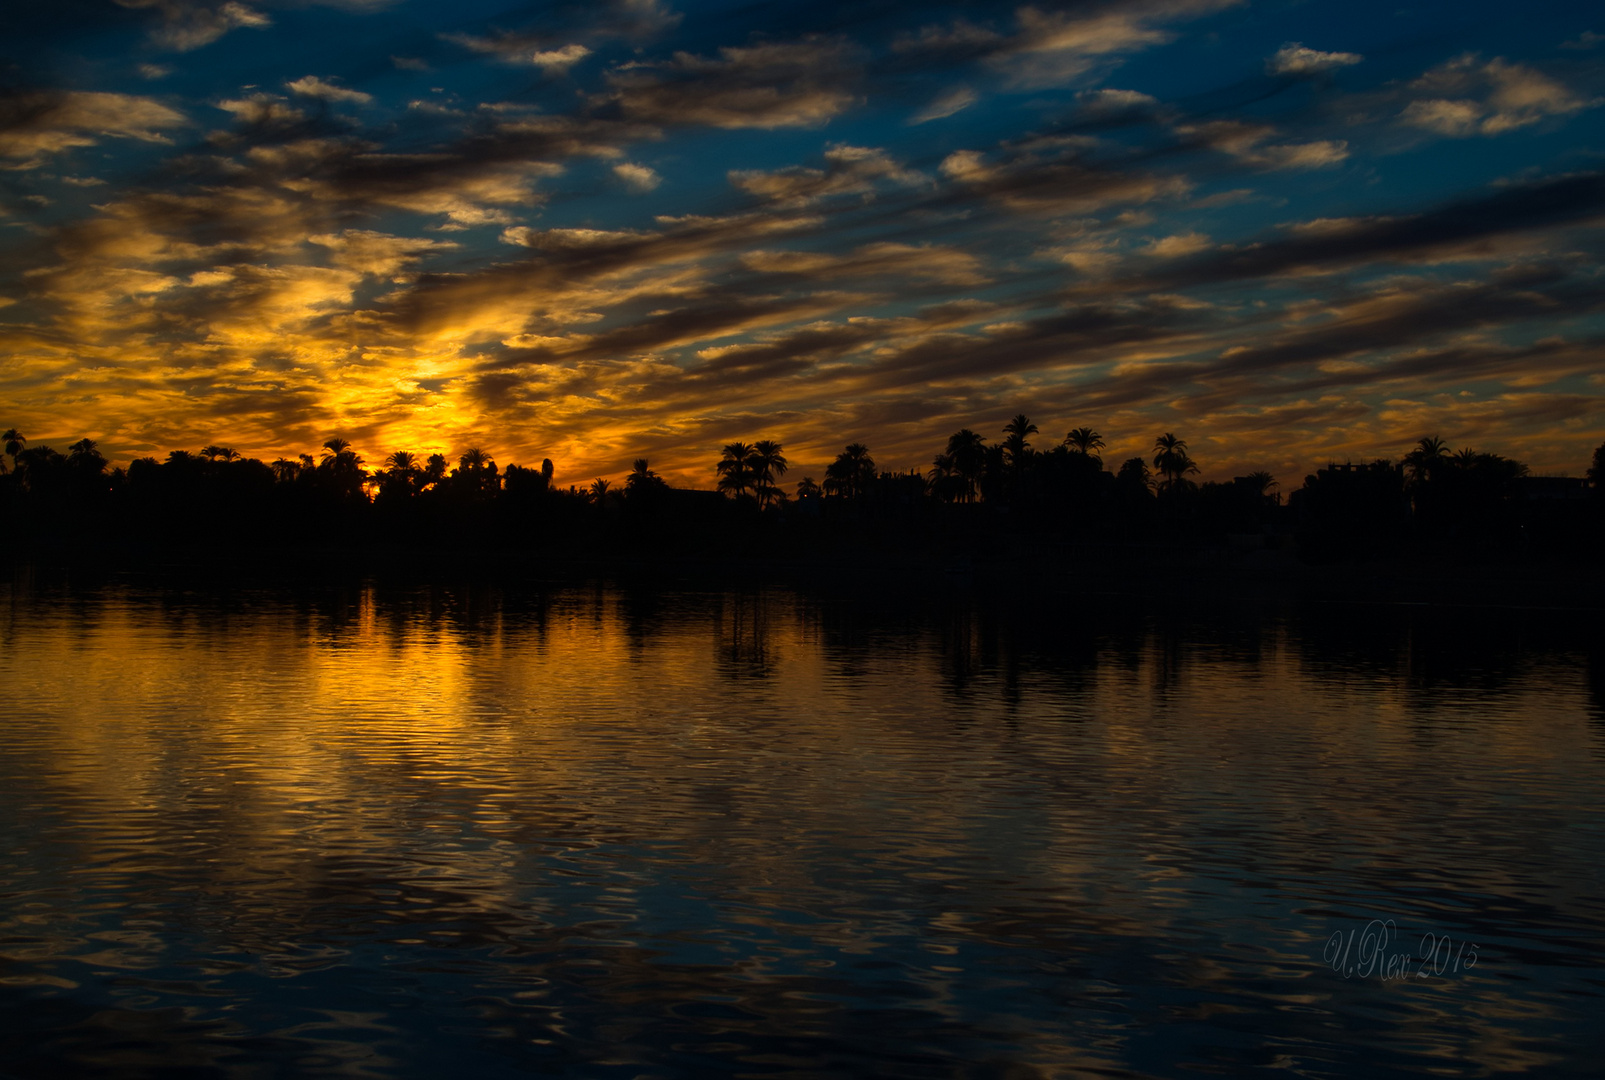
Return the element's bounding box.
[748,440,790,509]
[625,458,666,495]
[1064,427,1105,460]
[716,442,755,500]
[1404,435,1447,485]
[823,443,876,499]
[943,429,986,502]
[1239,471,1278,498]
[1151,433,1198,492]
[1002,414,1037,469]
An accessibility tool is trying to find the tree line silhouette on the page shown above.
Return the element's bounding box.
[2,420,1601,564]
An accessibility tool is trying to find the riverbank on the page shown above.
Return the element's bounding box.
[7,539,1603,613]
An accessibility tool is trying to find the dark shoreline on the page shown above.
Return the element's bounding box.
[8,542,1604,614]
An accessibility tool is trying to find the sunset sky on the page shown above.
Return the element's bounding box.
[3,0,1603,486]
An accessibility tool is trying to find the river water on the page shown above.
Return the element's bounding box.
[1,571,1601,1078]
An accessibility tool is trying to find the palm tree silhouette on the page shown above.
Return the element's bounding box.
[1240,471,1278,499]
[319,438,367,499]
[749,440,789,509]
[795,476,821,499]
[590,477,611,503]
[1002,414,1037,471]
[381,450,420,496]
[1064,427,1105,463]
[625,458,665,496]
[824,443,875,499]
[1117,456,1154,492]
[927,452,964,503]
[944,429,986,503]
[716,442,755,501]
[1404,435,1447,486]
[67,439,107,478]
[456,447,497,496]
[1152,433,1198,493]
[3,429,25,473]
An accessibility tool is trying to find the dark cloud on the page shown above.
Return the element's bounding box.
[1091,172,1605,294]
[114,0,272,53]
[481,291,858,370]
[590,36,862,129]
[441,0,681,58]
[0,88,188,167]
[1197,266,1605,377]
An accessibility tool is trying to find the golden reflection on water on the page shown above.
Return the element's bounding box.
[1,578,1602,1078]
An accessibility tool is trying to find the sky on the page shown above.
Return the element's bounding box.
[2,0,1603,487]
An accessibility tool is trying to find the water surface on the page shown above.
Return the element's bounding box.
[2,573,1602,1077]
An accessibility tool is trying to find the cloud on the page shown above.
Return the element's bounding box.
[113,0,270,52]
[1177,120,1348,170]
[983,1,1240,89]
[1258,140,1349,169]
[731,145,925,206]
[1398,98,1482,137]
[1560,31,1602,50]
[1401,55,1588,137]
[205,110,643,228]
[1082,171,1605,293]
[500,227,644,251]
[285,76,373,105]
[308,230,457,278]
[909,86,977,124]
[443,0,678,62]
[594,37,860,129]
[1191,271,1605,383]
[0,91,187,166]
[1143,232,1212,258]
[892,19,1005,60]
[214,93,307,131]
[936,139,1187,215]
[1075,88,1161,118]
[531,45,592,71]
[740,242,987,286]
[613,162,661,191]
[1267,43,1362,77]
[400,208,826,342]
[447,33,593,72]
